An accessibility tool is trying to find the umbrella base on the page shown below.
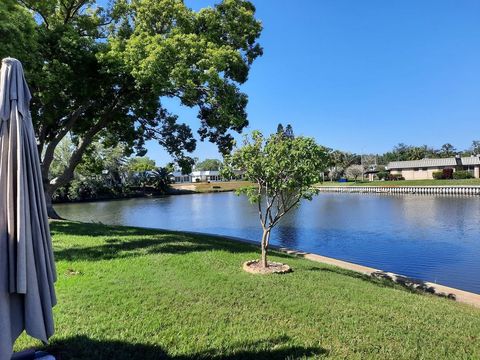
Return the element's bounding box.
[11,351,54,360]
[34,352,55,360]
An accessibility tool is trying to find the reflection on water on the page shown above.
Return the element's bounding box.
[55,192,480,294]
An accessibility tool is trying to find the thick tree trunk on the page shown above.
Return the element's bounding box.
[41,117,108,219]
[45,190,62,219]
[261,228,271,268]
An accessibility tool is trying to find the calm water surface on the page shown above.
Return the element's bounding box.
[56,192,480,294]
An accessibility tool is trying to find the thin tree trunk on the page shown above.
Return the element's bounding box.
[261,228,270,268]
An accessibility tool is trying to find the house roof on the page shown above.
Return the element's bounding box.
[191,170,220,176]
[171,172,191,177]
[461,156,480,165]
[387,157,480,170]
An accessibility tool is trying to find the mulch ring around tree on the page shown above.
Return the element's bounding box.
[243,260,292,274]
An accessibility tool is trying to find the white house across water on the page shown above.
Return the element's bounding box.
[171,170,245,183]
[387,156,480,180]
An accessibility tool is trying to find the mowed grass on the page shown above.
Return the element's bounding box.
[14,221,480,359]
[171,180,254,193]
[318,178,480,187]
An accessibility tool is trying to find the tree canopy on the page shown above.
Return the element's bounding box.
[195,158,223,171]
[345,164,363,181]
[126,157,156,173]
[0,0,39,72]
[0,0,262,216]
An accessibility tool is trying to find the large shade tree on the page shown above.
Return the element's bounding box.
[223,131,329,269]
[0,0,262,217]
[195,158,223,171]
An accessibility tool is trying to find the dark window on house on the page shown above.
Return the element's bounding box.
[464,166,474,174]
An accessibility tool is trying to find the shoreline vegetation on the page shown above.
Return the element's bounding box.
[51,179,480,204]
[14,221,480,359]
[51,181,255,204]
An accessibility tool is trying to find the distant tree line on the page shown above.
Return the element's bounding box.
[378,141,480,163]
[52,126,480,194]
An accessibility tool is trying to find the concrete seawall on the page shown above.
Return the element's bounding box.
[316,185,480,196]
[280,248,480,308]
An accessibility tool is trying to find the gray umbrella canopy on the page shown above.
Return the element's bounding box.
[0,58,56,359]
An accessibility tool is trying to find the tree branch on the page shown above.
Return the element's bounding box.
[17,0,50,28]
[45,89,125,194]
[64,0,89,24]
[41,104,90,181]
[271,195,302,228]
[47,115,109,193]
[257,181,265,230]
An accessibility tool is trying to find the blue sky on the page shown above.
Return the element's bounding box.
[144,0,480,165]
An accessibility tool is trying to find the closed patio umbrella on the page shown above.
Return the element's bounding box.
[0,58,56,359]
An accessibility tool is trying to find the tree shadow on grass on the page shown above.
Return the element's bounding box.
[51,221,294,263]
[42,335,328,360]
[305,266,402,289]
[51,221,159,237]
[54,237,218,261]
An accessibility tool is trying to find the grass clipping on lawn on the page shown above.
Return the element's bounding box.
[14,220,480,360]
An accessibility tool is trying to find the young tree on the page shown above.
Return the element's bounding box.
[345,164,364,181]
[223,131,329,268]
[1,0,262,217]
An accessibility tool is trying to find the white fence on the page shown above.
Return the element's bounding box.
[316,186,480,196]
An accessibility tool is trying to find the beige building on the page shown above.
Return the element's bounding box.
[387,156,480,180]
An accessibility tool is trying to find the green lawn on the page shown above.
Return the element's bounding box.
[170,180,254,193]
[14,221,480,359]
[318,178,480,187]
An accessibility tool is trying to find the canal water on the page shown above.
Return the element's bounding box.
[55,192,480,294]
